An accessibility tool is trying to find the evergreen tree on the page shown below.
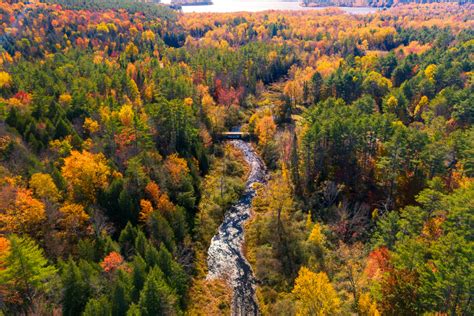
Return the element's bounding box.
[0,235,57,313]
[83,296,112,316]
[138,267,179,316]
[111,270,133,316]
[61,258,92,316]
[126,303,141,316]
[131,255,148,302]
[119,222,139,259]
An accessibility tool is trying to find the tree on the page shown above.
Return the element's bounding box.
[0,236,9,261]
[186,279,232,315]
[255,115,277,146]
[164,154,190,187]
[284,80,303,105]
[311,71,325,103]
[292,266,341,316]
[0,235,57,313]
[358,293,380,316]
[419,232,473,315]
[139,199,154,224]
[83,296,112,316]
[83,117,100,134]
[29,173,61,202]
[424,64,437,82]
[58,203,90,237]
[418,185,473,315]
[0,71,12,89]
[334,242,367,305]
[138,267,179,316]
[305,222,327,271]
[61,150,111,204]
[126,303,141,316]
[100,251,125,273]
[61,259,93,316]
[119,222,139,259]
[131,255,147,302]
[111,270,133,316]
[0,186,46,235]
[414,95,429,117]
[379,268,421,315]
[362,71,392,110]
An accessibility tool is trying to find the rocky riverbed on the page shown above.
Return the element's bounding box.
[206,140,267,316]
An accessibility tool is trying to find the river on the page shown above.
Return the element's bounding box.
[161,0,378,14]
[206,140,267,316]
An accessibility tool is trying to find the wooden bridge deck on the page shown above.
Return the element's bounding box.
[218,132,253,140]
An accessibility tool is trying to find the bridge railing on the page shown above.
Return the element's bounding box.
[217,132,254,141]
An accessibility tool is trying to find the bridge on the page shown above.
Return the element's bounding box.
[218,132,254,141]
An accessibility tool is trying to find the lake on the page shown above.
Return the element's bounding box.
[161,0,378,14]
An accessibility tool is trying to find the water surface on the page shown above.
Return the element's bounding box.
[162,0,378,14]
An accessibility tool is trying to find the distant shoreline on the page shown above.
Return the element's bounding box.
[300,4,385,8]
[170,0,213,6]
[166,1,380,14]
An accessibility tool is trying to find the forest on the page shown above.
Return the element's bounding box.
[302,0,470,8]
[0,0,473,315]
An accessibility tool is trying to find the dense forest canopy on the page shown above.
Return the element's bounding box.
[302,0,472,8]
[0,0,473,315]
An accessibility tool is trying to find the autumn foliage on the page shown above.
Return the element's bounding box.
[0,1,472,315]
[100,251,125,273]
[61,150,111,204]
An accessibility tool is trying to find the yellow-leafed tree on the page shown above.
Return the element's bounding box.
[29,173,61,202]
[292,266,341,316]
[61,150,111,204]
[58,203,90,234]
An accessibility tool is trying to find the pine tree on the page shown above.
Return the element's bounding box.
[111,270,133,316]
[144,243,161,268]
[119,222,138,259]
[157,244,173,276]
[148,211,176,253]
[290,133,301,196]
[0,235,57,313]
[83,296,112,316]
[61,258,91,316]
[138,267,178,316]
[131,255,147,302]
[311,71,324,104]
[134,230,147,258]
[126,303,141,316]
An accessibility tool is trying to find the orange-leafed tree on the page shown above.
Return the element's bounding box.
[145,181,161,206]
[364,247,391,281]
[144,181,176,217]
[255,115,277,146]
[0,186,46,235]
[100,251,124,273]
[0,237,9,265]
[164,154,190,187]
[139,199,154,224]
